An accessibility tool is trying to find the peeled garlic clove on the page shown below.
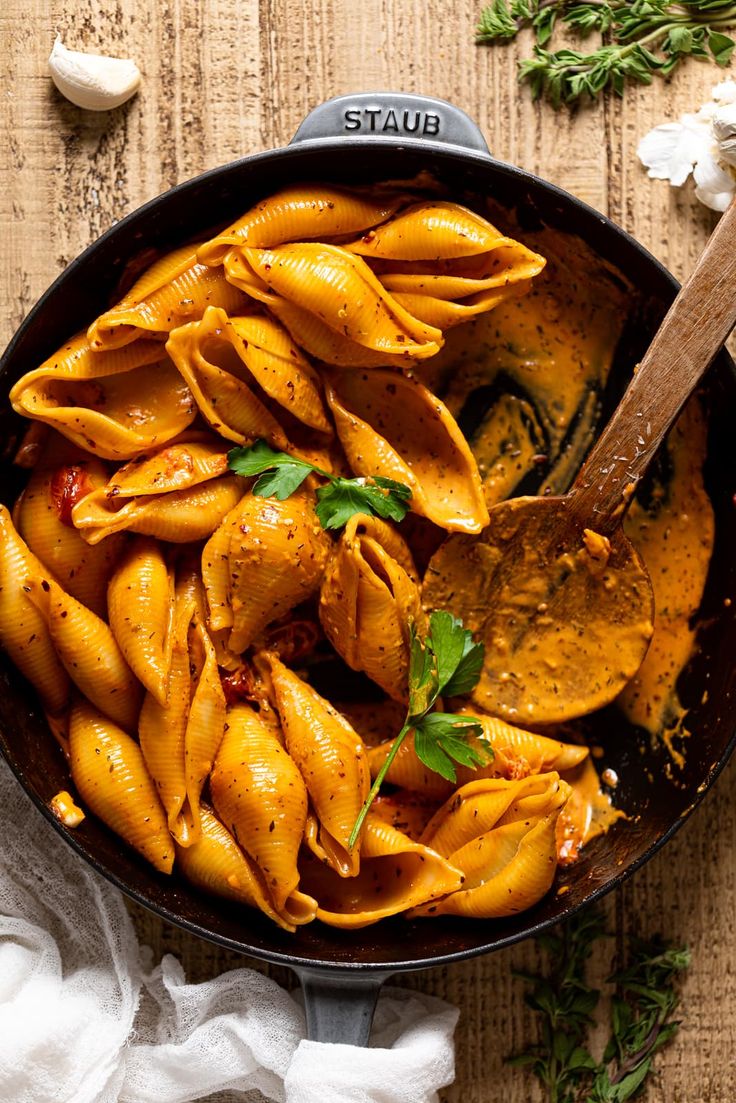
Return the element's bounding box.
[48,36,141,112]
[713,103,736,169]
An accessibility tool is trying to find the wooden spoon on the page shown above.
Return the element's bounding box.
[423,198,736,726]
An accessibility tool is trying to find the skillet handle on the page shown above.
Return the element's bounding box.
[290,92,489,154]
[294,966,392,1045]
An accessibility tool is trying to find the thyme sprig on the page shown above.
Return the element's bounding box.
[509,908,690,1102]
[476,1,736,106]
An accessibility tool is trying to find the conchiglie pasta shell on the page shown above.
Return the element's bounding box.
[0,505,70,714]
[420,774,565,857]
[175,807,315,932]
[454,709,589,786]
[165,306,330,447]
[345,202,512,260]
[264,654,370,877]
[376,246,545,299]
[88,247,246,350]
[411,773,570,919]
[214,490,331,653]
[9,343,184,460]
[72,476,244,545]
[184,617,227,839]
[107,537,174,706]
[325,370,489,534]
[319,514,423,702]
[300,815,464,929]
[266,297,423,370]
[19,357,195,462]
[15,460,125,619]
[210,703,310,916]
[226,243,442,363]
[197,186,405,266]
[412,812,562,919]
[69,699,173,874]
[138,583,195,845]
[392,285,531,330]
[26,576,142,732]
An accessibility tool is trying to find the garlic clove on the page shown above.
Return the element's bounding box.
[48,36,141,112]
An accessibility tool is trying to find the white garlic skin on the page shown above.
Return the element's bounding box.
[713,103,736,169]
[48,36,141,112]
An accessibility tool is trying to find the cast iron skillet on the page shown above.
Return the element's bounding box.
[1,93,735,1046]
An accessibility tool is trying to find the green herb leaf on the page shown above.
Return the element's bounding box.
[413,713,487,782]
[477,0,736,105]
[227,440,411,532]
[349,612,489,843]
[508,911,690,1103]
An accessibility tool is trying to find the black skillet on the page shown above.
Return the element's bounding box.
[1,93,735,1046]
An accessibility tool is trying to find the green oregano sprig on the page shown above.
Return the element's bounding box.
[476,1,736,107]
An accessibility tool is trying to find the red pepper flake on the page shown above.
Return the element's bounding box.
[50,465,96,527]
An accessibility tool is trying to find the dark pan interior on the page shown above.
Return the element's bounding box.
[1,141,735,972]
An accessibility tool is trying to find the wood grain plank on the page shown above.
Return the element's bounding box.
[0,5,734,1102]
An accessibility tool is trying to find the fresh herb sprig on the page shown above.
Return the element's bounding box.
[348,611,491,848]
[476,1,736,107]
[509,908,690,1102]
[227,439,412,531]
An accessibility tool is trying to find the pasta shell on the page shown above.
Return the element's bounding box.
[0,504,70,715]
[224,243,442,364]
[72,438,242,545]
[69,699,173,874]
[210,703,312,921]
[88,246,246,350]
[175,806,315,932]
[299,815,463,929]
[453,708,589,785]
[107,537,175,706]
[184,616,227,838]
[9,336,186,460]
[202,490,331,653]
[319,514,423,701]
[263,654,370,877]
[197,185,405,266]
[26,576,142,732]
[165,305,331,447]
[325,369,489,534]
[138,572,225,848]
[15,460,125,619]
[345,202,515,261]
[411,773,570,919]
[265,297,425,370]
[391,284,532,330]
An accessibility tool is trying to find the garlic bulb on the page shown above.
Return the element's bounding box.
[638,79,736,213]
[48,36,141,112]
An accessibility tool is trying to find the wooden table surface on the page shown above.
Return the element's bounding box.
[2,3,735,1101]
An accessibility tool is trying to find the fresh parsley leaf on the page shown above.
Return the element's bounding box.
[413,713,487,782]
[252,464,312,499]
[227,440,411,532]
[348,613,490,847]
[228,440,317,479]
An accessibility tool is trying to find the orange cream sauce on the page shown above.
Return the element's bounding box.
[618,398,714,747]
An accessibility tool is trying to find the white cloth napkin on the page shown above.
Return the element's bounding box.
[0,755,459,1103]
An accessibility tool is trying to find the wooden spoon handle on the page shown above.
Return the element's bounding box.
[568,197,736,533]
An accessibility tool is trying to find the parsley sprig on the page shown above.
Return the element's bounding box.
[476,1,736,106]
[348,611,491,848]
[227,440,412,531]
[509,908,690,1102]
